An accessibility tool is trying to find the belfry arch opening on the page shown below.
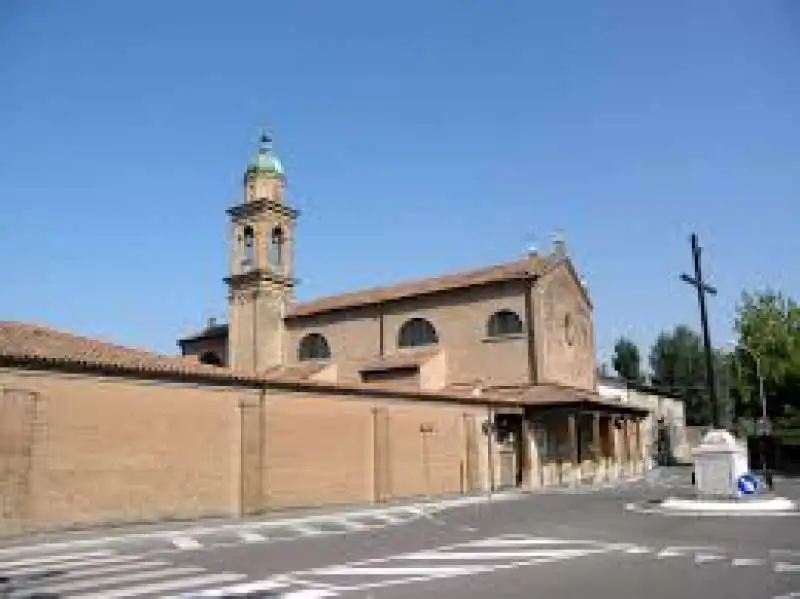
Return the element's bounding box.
[241,225,255,270]
[269,226,285,269]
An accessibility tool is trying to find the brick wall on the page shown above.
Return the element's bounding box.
[0,367,491,535]
[0,369,246,534]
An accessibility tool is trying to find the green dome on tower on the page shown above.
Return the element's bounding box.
[248,132,284,177]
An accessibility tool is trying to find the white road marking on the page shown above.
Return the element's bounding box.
[0,550,112,570]
[227,534,619,595]
[398,549,601,561]
[623,546,653,554]
[694,553,726,564]
[3,553,144,577]
[75,571,245,598]
[19,559,170,583]
[237,531,267,543]
[732,558,765,566]
[312,565,477,576]
[775,562,800,573]
[292,524,324,536]
[170,578,295,596]
[24,565,205,594]
[464,537,599,547]
[656,548,685,558]
[170,536,203,550]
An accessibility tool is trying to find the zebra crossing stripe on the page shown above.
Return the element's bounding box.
[775,562,800,573]
[23,565,206,595]
[0,550,112,570]
[398,549,601,561]
[77,571,246,598]
[732,558,764,566]
[3,553,144,578]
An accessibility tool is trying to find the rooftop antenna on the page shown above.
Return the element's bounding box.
[525,233,538,256]
[552,230,568,258]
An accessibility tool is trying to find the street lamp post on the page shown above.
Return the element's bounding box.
[735,343,771,487]
[737,344,767,431]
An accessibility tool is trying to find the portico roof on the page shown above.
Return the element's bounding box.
[483,384,649,415]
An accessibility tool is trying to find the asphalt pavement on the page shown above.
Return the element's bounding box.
[2,468,799,598]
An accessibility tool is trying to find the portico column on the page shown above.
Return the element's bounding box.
[634,418,643,474]
[592,412,602,482]
[567,412,578,486]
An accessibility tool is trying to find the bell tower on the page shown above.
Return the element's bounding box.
[225,132,298,372]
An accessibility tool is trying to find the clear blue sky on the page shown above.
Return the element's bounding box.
[1,1,798,369]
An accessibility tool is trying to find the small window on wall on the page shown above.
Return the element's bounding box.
[199,351,223,366]
[298,333,331,361]
[487,310,524,337]
[397,318,439,348]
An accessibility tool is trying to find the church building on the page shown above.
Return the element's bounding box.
[0,132,656,536]
[179,134,597,395]
[176,133,651,490]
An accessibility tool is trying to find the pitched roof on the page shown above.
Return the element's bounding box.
[175,254,555,341]
[485,383,648,413]
[0,321,509,405]
[286,255,549,318]
[0,321,257,382]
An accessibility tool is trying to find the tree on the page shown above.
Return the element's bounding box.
[611,337,642,383]
[733,289,800,425]
[649,325,714,426]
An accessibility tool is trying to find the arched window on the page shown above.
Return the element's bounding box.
[241,225,255,270]
[199,351,223,366]
[298,333,331,361]
[487,310,524,337]
[397,318,439,348]
[269,227,284,268]
[564,313,575,346]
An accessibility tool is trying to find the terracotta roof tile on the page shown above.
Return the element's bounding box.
[483,383,648,412]
[286,255,548,318]
[0,321,256,381]
[0,322,492,404]
[358,348,440,372]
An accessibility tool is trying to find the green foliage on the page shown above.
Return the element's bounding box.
[733,289,800,422]
[650,325,727,426]
[611,337,642,382]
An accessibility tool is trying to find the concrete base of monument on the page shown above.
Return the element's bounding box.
[660,495,798,513]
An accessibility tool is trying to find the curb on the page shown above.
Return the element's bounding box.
[0,491,525,556]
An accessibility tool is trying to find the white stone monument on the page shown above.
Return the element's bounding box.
[691,429,750,499]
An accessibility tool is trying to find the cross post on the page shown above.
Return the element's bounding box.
[679,233,720,428]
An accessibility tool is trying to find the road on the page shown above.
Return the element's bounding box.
[1,468,799,598]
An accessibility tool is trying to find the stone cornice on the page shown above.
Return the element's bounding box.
[227,198,299,221]
[223,269,297,289]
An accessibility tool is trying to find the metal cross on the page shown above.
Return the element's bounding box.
[680,233,720,428]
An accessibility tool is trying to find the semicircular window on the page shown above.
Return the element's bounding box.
[397,318,439,348]
[487,310,524,337]
[199,351,223,366]
[298,333,332,361]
